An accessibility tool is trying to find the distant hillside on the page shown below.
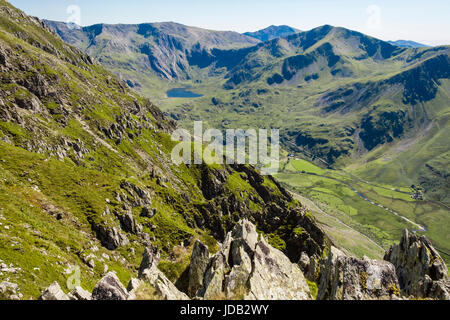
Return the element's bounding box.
[244,25,301,41]
[44,20,260,82]
[45,20,450,205]
[388,40,428,48]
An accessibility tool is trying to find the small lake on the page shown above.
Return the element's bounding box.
[166,88,203,98]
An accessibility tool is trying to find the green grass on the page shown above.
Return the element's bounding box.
[276,157,450,264]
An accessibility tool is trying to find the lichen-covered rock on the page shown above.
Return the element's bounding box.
[39,282,70,300]
[318,246,399,300]
[197,219,312,300]
[188,240,210,297]
[384,229,450,300]
[91,272,129,300]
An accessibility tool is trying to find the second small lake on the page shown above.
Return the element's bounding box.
[166,88,203,98]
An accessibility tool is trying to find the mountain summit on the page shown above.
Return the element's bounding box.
[244,25,301,41]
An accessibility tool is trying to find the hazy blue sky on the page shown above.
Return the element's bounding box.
[9,0,450,45]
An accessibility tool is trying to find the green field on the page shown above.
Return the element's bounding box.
[275,158,450,265]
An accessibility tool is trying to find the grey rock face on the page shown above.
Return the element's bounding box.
[39,282,70,300]
[69,286,92,300]
[138,249,189,300]
[197,219,312,300]
[117,210,143,235]
[91,272,129,300]
[92,223,129,250]
[245,239,312,300]
[188,240,210,297]
[138,247,161,278]
[385,229,450,300]
[318,247,400,300]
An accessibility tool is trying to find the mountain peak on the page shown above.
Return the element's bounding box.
[244,25,301,42]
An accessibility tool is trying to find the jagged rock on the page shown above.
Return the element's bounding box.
[92,223,129,250]
[318,247,400,300]
[69,286,92,300]
[120,180,151,207]
[197,219,312,300]
[127,278,141,292]
[138,249,189,300]
[39,282,70,300]
[91,272,129,300]
[197,251,229,300]
[188,240,210,297]
[117,210,143,235]
[245,239,312,300]
[384,229,450,300]
[199,165,227,200]
[126,278,142,300]
[299,252,311,274]
[138,247,161,278]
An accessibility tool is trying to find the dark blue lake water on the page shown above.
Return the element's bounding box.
[166,88,203,98]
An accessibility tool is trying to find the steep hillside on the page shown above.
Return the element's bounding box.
[244,25,301,41]
[0,0,328,299]
[44,19,260,95]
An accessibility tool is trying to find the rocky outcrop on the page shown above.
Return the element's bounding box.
[318,247,400,300]
[91,223,129,251]
[39,282,70,300]
[197,220,312,300]
[138,247,189,300]
[91,272,129,300]
[188,240,210,297]
[68,286,92,301]
[384,229,450,300]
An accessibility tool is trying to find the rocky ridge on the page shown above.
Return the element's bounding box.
[36,220,450,301]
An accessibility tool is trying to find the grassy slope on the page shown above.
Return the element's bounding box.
[0,1,309,299]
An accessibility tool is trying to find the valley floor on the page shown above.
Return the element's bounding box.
[275,158,450,266]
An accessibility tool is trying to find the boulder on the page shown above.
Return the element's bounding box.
[318,246,400,300]
[138,249,189,300]
[91,272,129,300]
[126,278,142,300]
[384,229,450,300]
[245,239,312,300]
[188,240,210,297]
[69,286,92,300]
[197,219,312,300]
[39,282,70,300]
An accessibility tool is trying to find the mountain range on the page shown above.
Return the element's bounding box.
[45,20,449,202]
